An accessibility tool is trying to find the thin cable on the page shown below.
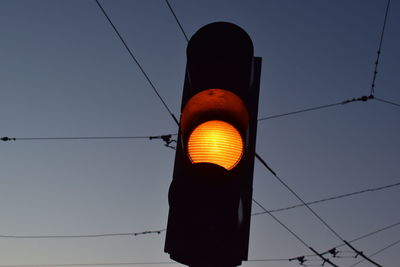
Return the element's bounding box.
[258,95,374,121]
[165,0,189,42]
[259,101,344,121]
[349,238,400,267]
[252,199,338,267]
[252,180,400,215]
[255,152,345,242]
[0,229,166,239]
[290,220,400,265]
[344,240,382,267]
[370,0,391,95]
[0,262,177,267]
[94,0,179,126]
[373,96,400,107]
[345,221,400,246]
[1,134,177,142]
[0,257,299,267]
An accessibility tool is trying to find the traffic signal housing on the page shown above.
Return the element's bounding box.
[165,22,261,267]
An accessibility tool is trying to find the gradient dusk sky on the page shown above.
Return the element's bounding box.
[1,1,399,267]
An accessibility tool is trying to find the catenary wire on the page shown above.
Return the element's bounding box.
[254,153,386,265]
[349,238,400,267]
[277,219,400,264]
[0,229,166,239]
[0,257,295,267]
[373,96,400,107]
[0,262,177,267]
[1,135,176,142]
[165,0,189,42]
[252,199,339,267]
[3,189,399,239]
[255,153,345,241]
[252,180,400,215]
[258,95,374,121]
[370,0,391,95]
[94,0,179,126]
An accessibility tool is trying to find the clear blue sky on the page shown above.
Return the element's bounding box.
[0,0,399,266]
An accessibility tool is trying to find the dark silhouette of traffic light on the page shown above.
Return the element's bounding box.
[165,22,261,267]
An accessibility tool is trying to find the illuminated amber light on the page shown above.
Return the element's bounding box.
[188,120,243,170]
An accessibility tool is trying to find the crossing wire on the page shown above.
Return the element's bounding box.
[370,0,391,95]
[252,199,338,267]
[94,0,179,126]
[255,153,386,266]
[349,238,400,267]
[252,180,400,215]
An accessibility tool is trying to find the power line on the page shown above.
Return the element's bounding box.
[165,0,189,42]
[349,238,400,267]
[1,135,177,142]
[254,153,384,266]
[252,199,338,267]
[94,0,179,126]
[255,153,345,241]
[252,180,400,215]
[0,257,298,267]
[0,262,177,267]
[0,229,166,239]
[285,219,400,265]
[258,95,374,121]
[370,0,391,95]
[373,96,400,107]
[344,221,400,247]
[344,240,382,267]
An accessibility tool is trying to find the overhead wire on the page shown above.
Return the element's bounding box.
[255,153,345,241]
[165,0,189,42]
[1,135,176,142]
[3,191,399,240]
[0,229,166,239]
[373,96,400,107]
[0,262,177,267]
[349,238,400,267]
[255,152,386,266]
[252,199,338,267]
[252,180,400,215]
[258,95,374,121]
[0,256,298,267]
[274,219,400,266]
[370,0,391,95]
[94,0,179,126]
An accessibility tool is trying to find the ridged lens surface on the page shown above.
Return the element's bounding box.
[188,120,243,170]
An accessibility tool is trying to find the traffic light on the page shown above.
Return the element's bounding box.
[165,22,261,267]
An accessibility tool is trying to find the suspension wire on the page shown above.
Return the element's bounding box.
[343,240,382,267]
[165,0,189,42]
[255,153,345,241]
[349,238,400,267]
[258,94,374,121]
[259,101,345,121]
[285,220,400,265]
[252,199,338,267]
[0,262,177,267]
[255,153,386,266]
[252,180,400,215]
[0,256,304,267]
[370,0,391,95]
[1,135,177,142]
[373,96,400,107]
[344,221,400,246]
[94,0,179,126]
[0,229,166,239]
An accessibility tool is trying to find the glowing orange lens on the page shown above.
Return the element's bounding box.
[188,120,243,170]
